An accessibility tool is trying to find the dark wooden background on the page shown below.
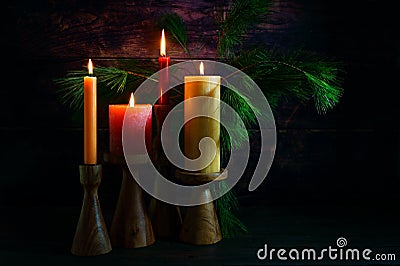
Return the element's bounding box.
[1,0,399,214]
[1,0,399,265]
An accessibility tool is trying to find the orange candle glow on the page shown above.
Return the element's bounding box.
[84,59,97,164]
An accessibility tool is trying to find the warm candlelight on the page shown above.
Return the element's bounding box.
[184,62,221,173]
[109,93,152,157]
[199,61,204,75]
[157,29,170,105]
[129,92,135,107]
[84,59,97,164]
[160,29,166,57]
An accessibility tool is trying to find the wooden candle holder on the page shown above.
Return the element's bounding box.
[175,169,228,245]
[104,153,155,248]
[71,164,112,256]
[148,182,182,240]
[149,104,183,239]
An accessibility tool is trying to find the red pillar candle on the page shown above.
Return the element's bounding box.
[108,104,126,157]
[83,59,97,164]
[109,93,152,157]
[157,29,170,105]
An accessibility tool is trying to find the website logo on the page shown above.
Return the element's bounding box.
[257,237,397,262]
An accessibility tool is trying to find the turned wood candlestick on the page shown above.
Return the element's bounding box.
[175,169,228,245]
[149,104,183,239]
[104,153,155,248]
[148,182,182,240]
[71,164,112,256]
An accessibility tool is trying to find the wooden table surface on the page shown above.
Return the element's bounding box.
[1,198,399,266]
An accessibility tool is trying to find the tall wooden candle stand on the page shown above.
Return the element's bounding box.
[175,169,228,245]
[104,153,155,248]
[149,104,183,239]
[71,164,112,256]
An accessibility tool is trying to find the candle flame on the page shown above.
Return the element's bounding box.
[88,59,93,75]
[199,62,204,75]
[160,29,166,56]
[129,93,135,107]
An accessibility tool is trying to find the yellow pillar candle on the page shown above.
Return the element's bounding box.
[184,62,221,173]
[83,59,97,164]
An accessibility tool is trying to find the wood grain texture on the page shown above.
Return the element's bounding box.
[175,168,227,185]
[12,0,304,59]
[176,170,224,245]
[71,164,112,256]
[179,192,222,245]
[149,199,183,240]
[110,165,155,248]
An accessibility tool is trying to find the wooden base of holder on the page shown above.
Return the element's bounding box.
[149,198,182,240]
[71,164,112,256]
[106,154,155,248]
[175,169,227,245]
[150,104,183,239]
[179,194,222,245]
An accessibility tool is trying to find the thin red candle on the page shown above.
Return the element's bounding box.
[157,29,170,105]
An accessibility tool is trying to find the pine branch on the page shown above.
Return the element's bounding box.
[213,181,247,238]
[55,72,85,110]
[54,63,155,111]
[220,84,260,159]
[229,48,345,114]
[217,0,272,59]
[159,12,190,56]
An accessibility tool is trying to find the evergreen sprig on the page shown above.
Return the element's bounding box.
[216,0,272,59]
[229,48,345,113]
[54,63,155,110]
[220,84,258,159]
[159,12,189,56]
[212,181,248,238]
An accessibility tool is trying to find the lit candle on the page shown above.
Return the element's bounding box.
[108,103,126,158]
[84,59,97,164]
[109,93,152,157]
[157,29,170,105]
[184,62,221,173]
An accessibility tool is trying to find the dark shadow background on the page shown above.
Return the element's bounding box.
[1,0,399,265]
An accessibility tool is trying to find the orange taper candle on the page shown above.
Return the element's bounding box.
[83,59,97,164]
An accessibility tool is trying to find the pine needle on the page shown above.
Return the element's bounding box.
[213,181,248,238]
[159,12,190,56]
[217,0,272,59]
[54,63,154,111]
[230,48,345,114]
